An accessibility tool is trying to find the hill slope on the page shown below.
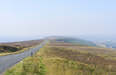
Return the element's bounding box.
[49,36,96,46]
[5,41,116,75]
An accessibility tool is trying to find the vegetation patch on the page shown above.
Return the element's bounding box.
[0,46,19,52]
[5,56,46,75]
[0,40,43,56]
[5,42,116,75]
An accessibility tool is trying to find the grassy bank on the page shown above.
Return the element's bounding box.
[0,40,43,56]
[5,56,46,75]
[0,46,33,56]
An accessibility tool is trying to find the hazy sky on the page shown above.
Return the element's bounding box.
[0,0,116,41]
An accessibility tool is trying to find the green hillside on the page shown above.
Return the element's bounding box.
[54,37,96,46]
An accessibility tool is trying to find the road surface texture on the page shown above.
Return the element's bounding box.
[0,40,47,74]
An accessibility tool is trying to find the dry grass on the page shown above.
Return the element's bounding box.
[0,40,43,56]
[49,42,116,60]
[5,41,116,75]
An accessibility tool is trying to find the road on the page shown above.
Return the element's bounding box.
[0,41,47,74]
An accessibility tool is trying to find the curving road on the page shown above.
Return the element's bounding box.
[0,40,47,74]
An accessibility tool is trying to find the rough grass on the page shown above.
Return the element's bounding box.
[49,42,116,60]
[0,40,43,56]
[38,46,116,75]
[0,47,30,56]
[5,42,116,75]
[5,56,46,75]
[0,40,43,55]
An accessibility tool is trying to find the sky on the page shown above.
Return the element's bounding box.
[0,0,116,42]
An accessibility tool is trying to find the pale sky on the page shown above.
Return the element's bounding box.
[0,0,116,42]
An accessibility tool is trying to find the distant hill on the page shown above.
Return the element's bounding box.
[96,40,116,48]
[48,36,96,46]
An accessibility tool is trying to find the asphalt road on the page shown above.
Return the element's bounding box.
[0,41,47,74]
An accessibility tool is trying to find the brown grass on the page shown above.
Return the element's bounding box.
[0,40,43,53]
